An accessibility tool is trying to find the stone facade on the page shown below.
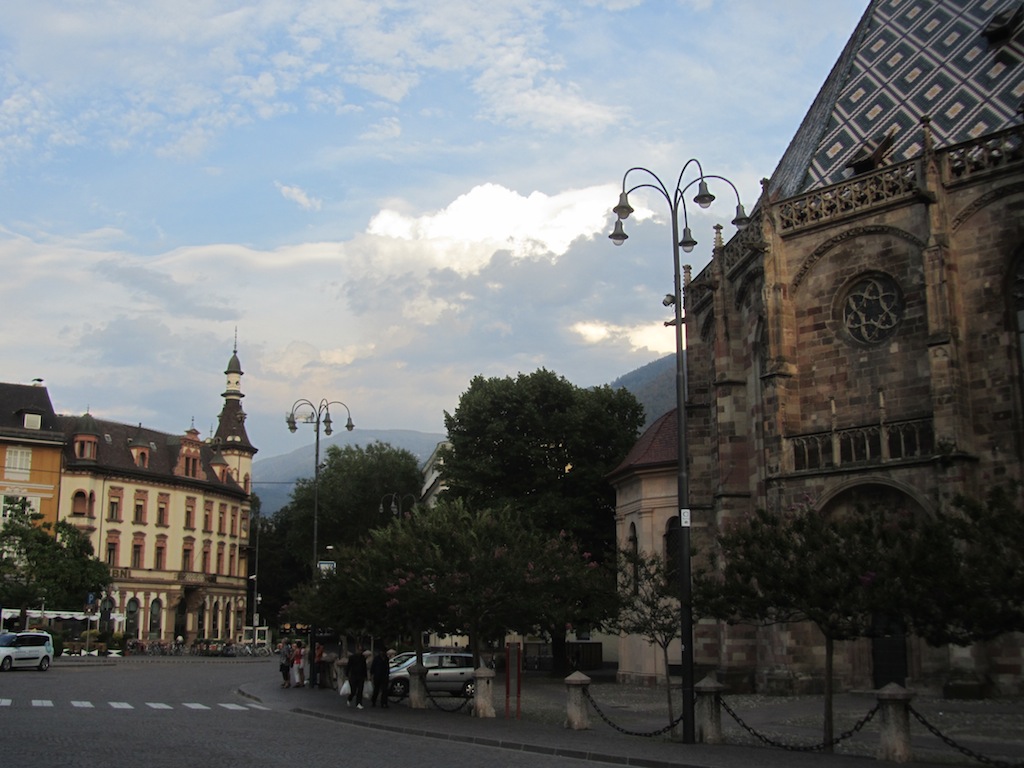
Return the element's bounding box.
[58,348,257,644]
[612,0,1024,696]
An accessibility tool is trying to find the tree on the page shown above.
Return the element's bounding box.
[608,548,681,732]
[441,368,643,674]
[273,440,422,589]
[441,369,643,557]
[907,485,1024,645]
[695,505,931,749]
[0,499,111,622]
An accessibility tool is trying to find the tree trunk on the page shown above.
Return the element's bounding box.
[550,629,568,677]
[823,634,834,752]
[662,643,677,736]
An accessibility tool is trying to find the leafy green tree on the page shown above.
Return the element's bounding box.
[440,368,643,673]
[608,548,681,731]
[695,505,924,749]
[442,370,644,550]
[315,499,610,676]
[0,499,111,624]
[283,441,422,563]
[908,486,1024,645]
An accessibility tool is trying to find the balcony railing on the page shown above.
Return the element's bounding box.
[777,160,922,235]
[787,417,934,473]
[942,124,1024,185]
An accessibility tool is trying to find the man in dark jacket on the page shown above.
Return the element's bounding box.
[346,645,369,709]
[369,648,390,708]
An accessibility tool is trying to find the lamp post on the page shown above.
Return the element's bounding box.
[609,161,749,744]
[286,397,354,688]
[378,492,417,518]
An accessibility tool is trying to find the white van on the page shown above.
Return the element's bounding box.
[0,631,54,671]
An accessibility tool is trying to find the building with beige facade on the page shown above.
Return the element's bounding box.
[58,348,257,643]
[612,0,1024,696]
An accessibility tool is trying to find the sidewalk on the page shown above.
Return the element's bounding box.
[237,663,1024,768]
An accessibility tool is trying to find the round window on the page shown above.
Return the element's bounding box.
[841,273,903,345]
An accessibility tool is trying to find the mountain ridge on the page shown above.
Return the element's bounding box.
[253,355,675,514]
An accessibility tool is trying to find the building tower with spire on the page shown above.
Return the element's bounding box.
[56,344,258,647]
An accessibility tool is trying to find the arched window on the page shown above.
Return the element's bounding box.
[72,491,88,516]
[628,523,639,594]
[126,598,140,639]
[1014,255,1024,393]
[149,598,162,639]
[663,517,682,583]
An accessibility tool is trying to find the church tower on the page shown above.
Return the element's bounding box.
[213,341,257,494]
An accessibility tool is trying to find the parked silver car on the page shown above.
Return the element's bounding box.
[0,631,54,671]
[387,652,475,698]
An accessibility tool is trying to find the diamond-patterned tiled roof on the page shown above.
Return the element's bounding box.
[767,0,1024,200]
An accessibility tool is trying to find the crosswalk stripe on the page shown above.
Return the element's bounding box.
[0,699,262,710]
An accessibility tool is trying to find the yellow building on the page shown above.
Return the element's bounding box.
[58,348,257,644]
[0,381,64,530]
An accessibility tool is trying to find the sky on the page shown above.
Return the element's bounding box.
[1,0,868,460]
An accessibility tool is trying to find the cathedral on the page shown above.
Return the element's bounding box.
[612,0,1024,695]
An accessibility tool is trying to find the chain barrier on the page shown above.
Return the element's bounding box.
[581,686,684,737]
[425,687,473,713]
[908,705,1024,768]
[719,697,878,752]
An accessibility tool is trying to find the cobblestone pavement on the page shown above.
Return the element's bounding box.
[525,675,1024,765]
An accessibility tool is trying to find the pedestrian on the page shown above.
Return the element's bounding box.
[370,648,390,708]
[279,638,293,688]
[292,640,306,687]
[346,644,368,709]
[315,642,325,688]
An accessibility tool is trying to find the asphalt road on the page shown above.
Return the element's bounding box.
[0,658,589,768]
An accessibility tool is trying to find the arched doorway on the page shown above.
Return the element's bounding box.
[148,598,162,641]
[125,598,140,639]
[819,481,930,688]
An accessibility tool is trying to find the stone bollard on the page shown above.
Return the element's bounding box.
[564,671,591,730]
[695,675,727,744]
[877,683,914,763]
[408,663,428,709]
[473,666,496,718]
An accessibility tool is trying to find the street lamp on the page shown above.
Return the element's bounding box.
[609,161,748,744]
[378,492,417,518]
[286,397,354,687]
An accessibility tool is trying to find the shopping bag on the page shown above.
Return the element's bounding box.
[340,680,351,697]
[365,680,374,698]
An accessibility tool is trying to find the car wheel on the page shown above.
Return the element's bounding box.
[389,679,409,698]
[461,680,475,698]
[0,657,11,672]
[38,656,50,671]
